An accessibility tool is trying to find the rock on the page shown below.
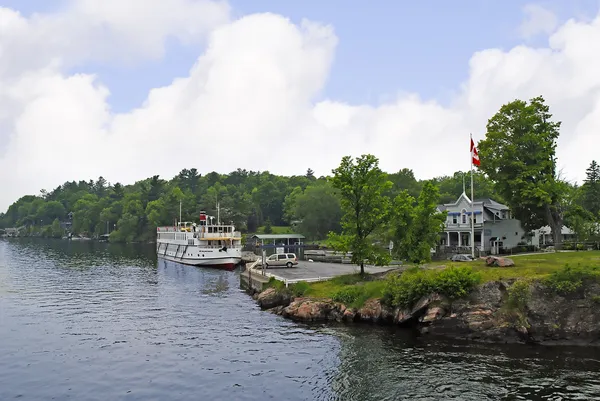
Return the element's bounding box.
[283,299,337,322]
[257,288,291,310]
[343,308,357,322]
[485,256,515,267]
[357,299,383,322]
[394,308,413,325]
[421,306,446,323]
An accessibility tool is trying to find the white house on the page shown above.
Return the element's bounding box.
[436,193,575,254]
[438,192,574,254]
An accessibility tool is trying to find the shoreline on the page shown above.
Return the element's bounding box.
[245,278,600,347]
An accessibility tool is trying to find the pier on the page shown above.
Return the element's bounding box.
[242,259,396,288]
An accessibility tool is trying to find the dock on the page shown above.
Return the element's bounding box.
[244,260,397,288]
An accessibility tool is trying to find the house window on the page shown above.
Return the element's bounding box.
[452,216,457,224]
[461,209,467,224]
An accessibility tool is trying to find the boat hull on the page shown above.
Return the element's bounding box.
[157,253,240,271]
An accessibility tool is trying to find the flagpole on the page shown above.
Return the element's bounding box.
[470,133,475,259]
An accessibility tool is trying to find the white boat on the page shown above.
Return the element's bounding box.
[156,210,242,270]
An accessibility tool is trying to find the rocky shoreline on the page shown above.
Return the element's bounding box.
[248,280,600,346]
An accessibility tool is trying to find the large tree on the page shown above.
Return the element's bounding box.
[478,96,566,248]
[391,182,447,263]
[292,181,342,240]
[328,154,392,274]
[583,160,600,217]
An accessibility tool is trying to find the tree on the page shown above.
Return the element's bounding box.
[393,182,447,263]
[50,218,63,238]
[328,154,392,274]
[282,186,303,223]
[293,181,342,240]
[583,160,600,217]
[478,96,566,248]
[306,168,315,180]
[263,218,273,234]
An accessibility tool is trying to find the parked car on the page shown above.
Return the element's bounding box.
[449,254,474,262]
[265,253,299,268]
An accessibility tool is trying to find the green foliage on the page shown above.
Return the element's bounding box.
[391,182,447,264]
[291,181,342,240]
[331,286,364,304]
[382,266,481,308]
[289,281,310,297]
[545,264,600,295]
[591,295,600,304]
[50,218,63,238]
[430,171,503,204]
[478,95,566,247]
[328,154,393,274]
[330,274,369,286]
[507,280,531,310]
[266,276,286,291]
[263,218,273,234]
[583,160,600,217]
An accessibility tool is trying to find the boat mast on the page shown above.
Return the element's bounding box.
[179,200,182,224]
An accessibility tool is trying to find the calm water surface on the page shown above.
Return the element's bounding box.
[1,239,600,401]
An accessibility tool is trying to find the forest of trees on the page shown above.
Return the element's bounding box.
[1,95,599,249]
[0,166,503,243]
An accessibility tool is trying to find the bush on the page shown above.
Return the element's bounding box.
[331,286,364,305]
[289,281,310,297]
[266,277,286,291]
[382,266,481,309]
[507,280,531,310]
[545,264,600,295]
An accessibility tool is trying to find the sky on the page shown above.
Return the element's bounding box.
[1,0,600,211]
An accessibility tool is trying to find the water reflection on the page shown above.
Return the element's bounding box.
[1,238,600,401]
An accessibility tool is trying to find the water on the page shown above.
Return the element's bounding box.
[1,239,600,401]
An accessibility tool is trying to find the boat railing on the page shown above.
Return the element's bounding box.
[157,227,242,238]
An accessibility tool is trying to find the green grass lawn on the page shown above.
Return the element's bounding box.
[284,251,600,307]
[441,251,600,282]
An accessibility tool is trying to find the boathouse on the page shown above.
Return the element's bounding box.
[247,233,306,257]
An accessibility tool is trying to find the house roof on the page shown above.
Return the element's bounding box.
[475,198,509,210]
[438,194,509,211]
[251,234,305,240]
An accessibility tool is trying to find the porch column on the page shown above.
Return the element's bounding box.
[458,233,462,247]
[481,229,485,254]
[446,232,450,246]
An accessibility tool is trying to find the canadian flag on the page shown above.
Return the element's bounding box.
[470,138,481,167]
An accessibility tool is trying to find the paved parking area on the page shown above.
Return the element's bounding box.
[255,261,397,282]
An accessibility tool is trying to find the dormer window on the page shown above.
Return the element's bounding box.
[461,209,467,224]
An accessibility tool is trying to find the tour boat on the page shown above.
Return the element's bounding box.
[156,210,242,271]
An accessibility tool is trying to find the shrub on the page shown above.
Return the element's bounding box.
[545,264,600,295]
[266,276,285,291]
[382,266,481,309]
[591,295,600,304]
[507,280,531,310]
[290,281,310,297]
[331,286,364,305]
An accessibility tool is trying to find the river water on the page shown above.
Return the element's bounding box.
[1,239,600,401]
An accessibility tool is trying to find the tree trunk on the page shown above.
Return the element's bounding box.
[546,204,563,250]
[360,262,365,276]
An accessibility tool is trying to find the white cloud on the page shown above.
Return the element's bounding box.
[1,2,600,211]
[519,4,558,38]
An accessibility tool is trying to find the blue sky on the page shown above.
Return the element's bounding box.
[4,0,599,112]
